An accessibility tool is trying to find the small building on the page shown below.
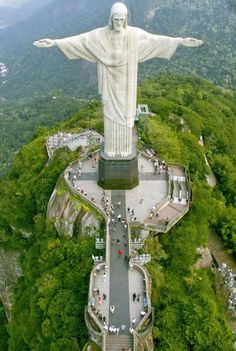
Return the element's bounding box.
[135,104,150,121]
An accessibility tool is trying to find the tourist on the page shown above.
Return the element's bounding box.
[98,296,102,305]
[109,325,114,333]
[103,272,107,281]
[118,249,123,257]
[129,327,134,334]
[110,305,115,313]
[132,292,136,301]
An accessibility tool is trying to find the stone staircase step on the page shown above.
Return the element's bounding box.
[106,335,133,351]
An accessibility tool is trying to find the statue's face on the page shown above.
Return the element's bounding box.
[112,14,126,32]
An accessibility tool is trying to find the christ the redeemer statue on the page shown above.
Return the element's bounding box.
[34,2,203,158]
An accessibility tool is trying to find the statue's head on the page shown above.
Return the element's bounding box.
[109,2,128,32]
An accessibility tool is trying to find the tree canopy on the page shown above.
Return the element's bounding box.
[0,74,235,350]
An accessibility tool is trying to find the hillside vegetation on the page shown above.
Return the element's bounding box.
[137,74,236,350]
[0,75,235,350]
[0,93,89,176]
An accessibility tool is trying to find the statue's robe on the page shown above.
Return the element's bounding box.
[55,26,182,157]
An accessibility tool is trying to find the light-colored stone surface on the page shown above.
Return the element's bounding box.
[0,249,22,320]
[47,182,101,237]
[70,168,168,225]
[66,152,191,228]
[129,268,146,326]
[34,3,202,158]
[90,266,110,321]
[126,180,168,222]
[199,138,217,187]
[47,131,102,159]
[195,247,213,269]
[138,155,156,173]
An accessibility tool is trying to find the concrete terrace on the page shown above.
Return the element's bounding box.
[57,130,190,350]
[67,152,189,234]
[64,149,190,351]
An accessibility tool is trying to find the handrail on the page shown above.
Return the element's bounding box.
[138,149,158,163]
[47,131,102,163]
[64,153,112,265]
[132,264,152,325]
[102,330,107,351]
[136,308,155,341]
[105,220,110,265]
[128,223,132,256]
[165,205,189,231]
[48,146,192,351]
[131,202,189,234]
[64,169,107,223]
[84,306,102,336]
[131,263,154,351]
[64,151,111,350]
[156,195,170,212]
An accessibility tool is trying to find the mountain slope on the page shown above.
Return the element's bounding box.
[0,0,235,100]
[0,75,235,350]
[0,0,54,26]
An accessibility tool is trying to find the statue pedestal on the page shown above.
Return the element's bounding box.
[98,146,139,190]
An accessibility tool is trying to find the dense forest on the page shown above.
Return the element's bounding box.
[0,93,87,176]
[137,75,236,349]
[0,0,235,100]
[0,75,235,350]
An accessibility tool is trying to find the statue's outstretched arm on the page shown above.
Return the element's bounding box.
[33,39,55,48]
[182,38,204,47]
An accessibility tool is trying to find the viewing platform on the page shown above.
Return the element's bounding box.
[59,135,190,350]
[65,149,190,236]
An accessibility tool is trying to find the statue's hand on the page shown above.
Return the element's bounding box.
[182,38,204,47]
[33,39,55,48]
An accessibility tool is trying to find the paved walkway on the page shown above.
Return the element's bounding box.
[66,152,189,337]
[204,155,217,187]
[91,265,110,322]
[108,190,130,333]
[71,154,169,224]
[129,268,147,327]
[198,139,217,187]
[88,187,147,345]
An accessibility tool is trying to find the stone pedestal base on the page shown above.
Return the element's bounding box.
[98,147,139,190]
